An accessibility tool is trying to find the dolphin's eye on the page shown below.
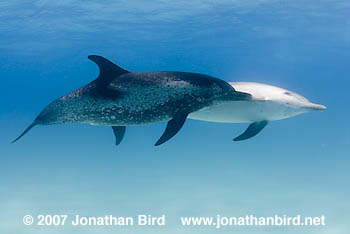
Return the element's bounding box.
[285,91,309,102]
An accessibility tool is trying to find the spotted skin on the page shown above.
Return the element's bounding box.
[36,71,248,126]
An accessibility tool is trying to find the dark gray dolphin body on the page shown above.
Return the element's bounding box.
[13,55,251,146]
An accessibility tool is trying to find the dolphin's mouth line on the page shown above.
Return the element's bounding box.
[11,122,37,143]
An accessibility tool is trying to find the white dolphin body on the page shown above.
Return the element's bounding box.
[189,82,326,141]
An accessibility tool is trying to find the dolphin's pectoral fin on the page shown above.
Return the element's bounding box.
[111,126,126,146]
[234,91,253,101]
[88,55,130,84]
[155,112,189,146]
[233,120,268,141]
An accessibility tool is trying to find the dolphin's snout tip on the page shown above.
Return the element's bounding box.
[319,104,327,111]
[309,103,327,111]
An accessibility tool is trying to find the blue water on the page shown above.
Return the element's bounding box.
[0,1,349,233]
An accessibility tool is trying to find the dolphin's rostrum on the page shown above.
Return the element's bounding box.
[12,55,251,146]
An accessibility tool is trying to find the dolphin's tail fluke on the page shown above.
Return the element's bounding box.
[11,122,37,143]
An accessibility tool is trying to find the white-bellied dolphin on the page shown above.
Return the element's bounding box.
[189,82,326,141]
[12,55,251,146]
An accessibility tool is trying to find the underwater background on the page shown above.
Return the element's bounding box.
[0,0,349,233]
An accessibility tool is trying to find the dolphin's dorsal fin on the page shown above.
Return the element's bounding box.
[88,55,130,83]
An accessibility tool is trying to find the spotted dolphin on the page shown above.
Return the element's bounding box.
[189,82,326,141]
[12,55,251,146]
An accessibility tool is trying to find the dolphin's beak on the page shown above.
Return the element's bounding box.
[306,103,327,112]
